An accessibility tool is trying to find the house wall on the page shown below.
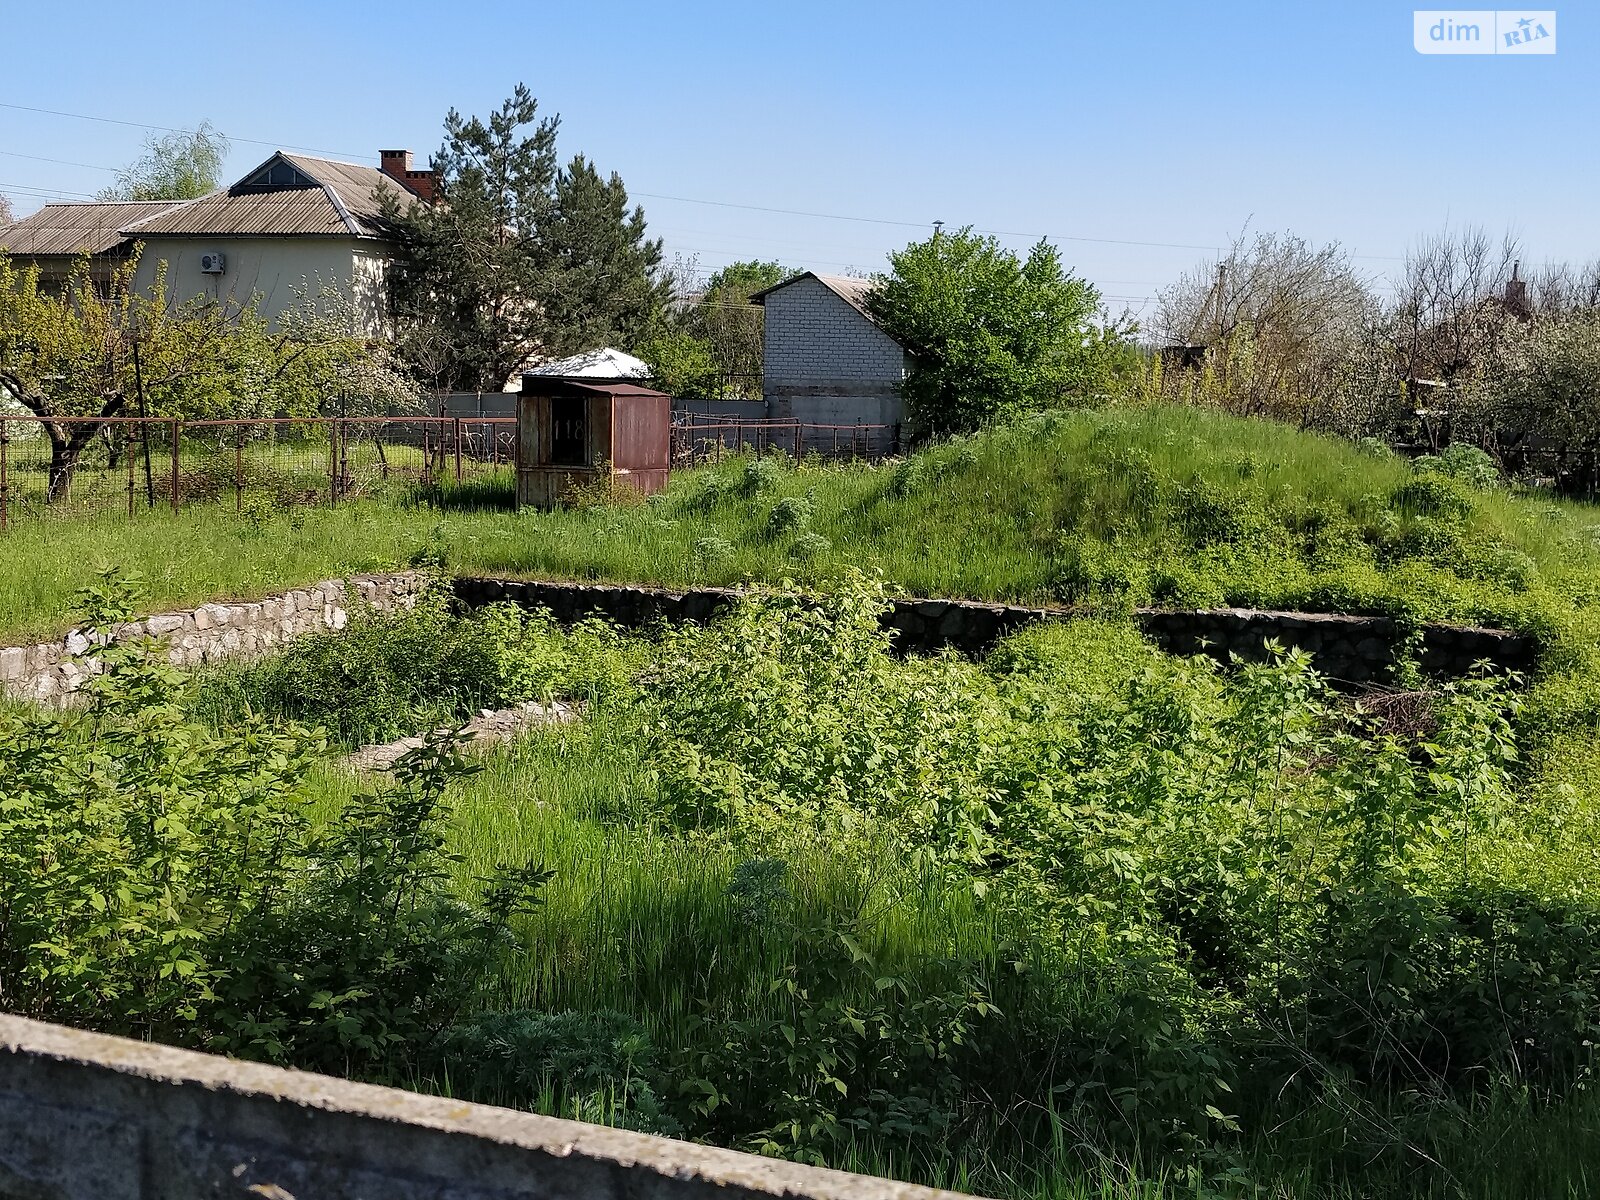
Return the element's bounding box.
[131,237,391,336]
[762,277,906,437]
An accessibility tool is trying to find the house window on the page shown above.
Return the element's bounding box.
[551,395,588,466]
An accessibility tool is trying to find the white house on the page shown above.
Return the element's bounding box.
[124,150,434,337]
[749,272,908,444]
[0,149,434,338]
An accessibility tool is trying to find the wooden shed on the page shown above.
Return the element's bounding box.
[516,376,673,510]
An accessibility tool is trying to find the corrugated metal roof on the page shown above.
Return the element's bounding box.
[750,271,881,320]
[123,187,353,238]
[525,348,651,380]
[280,153,412,226]
[0,200,187,256]
[126,152,414,239]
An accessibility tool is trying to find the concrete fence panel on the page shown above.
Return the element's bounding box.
[0,1014,971,1200]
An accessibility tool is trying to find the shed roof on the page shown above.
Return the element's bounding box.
[124,152,417,240]
[524,347,652,381]
[520,376,670,401]
[0,200,187,257]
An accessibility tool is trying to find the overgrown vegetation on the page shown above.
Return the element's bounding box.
[11,404,1600,664]
[868,227,1137,439]
[11,566,1600,1198]
[196,581,644,747]
[1151,226,1600,494]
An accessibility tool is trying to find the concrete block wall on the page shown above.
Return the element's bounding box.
[0,573,427,705]
[763,277,907,438]
[0,1013,967,1200]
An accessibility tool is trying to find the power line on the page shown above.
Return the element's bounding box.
[639,189,1224,253]
[0,150,119,174]
[0,101,370,161]
[0,180,99,200]
[2,101,1411,266]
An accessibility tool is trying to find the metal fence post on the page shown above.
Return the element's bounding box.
[0,420,8,532]
[170,418,181,514]
[235,433,245,514]
[329,418,339,507]
[126,424,135,520]
[454,417,463,483]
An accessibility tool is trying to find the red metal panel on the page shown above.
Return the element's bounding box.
[608,392,671,496]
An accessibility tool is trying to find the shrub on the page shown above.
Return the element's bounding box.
[1414,443,1502,490]
[1388,475,1475,520]
[739,455,785,497]
[0,573,549,1083]
[691,535,735,571]
[789,531,832,560]
[767,494,815,537]
[195,582,639,746]
[427,1009,674,1132]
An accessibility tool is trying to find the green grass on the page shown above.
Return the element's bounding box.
[21,405,1600,1199]
[298,709,1600,1200]
[10,405,1600,648]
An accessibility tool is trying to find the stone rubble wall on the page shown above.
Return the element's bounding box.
[452,578,1538,684]
[0,572,1536,708]
[0,572,427,705]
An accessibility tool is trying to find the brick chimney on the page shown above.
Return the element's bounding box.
[379,149,437,203]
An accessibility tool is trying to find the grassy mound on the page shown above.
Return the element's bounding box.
[8,405,1600,653]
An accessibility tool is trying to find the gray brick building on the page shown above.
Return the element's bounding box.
[751,272,908,450]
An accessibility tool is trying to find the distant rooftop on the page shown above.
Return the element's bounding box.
[0,200,187,257]
[750,271,881,322]
[126,151,419,239]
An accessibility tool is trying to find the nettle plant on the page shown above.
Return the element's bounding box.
[627,573,1598,1159]
[0,572,549,1080]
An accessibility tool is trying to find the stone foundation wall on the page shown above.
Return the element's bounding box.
[0,573,427,705]
[0,573,1535,707]
[452,578,1537,684]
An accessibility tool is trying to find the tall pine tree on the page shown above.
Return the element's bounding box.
[381,87,671,391]
[540,155,672,358]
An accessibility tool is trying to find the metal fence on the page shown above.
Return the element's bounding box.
[0,412,904,528]
[0,415,517,529]
[671,416,900,466]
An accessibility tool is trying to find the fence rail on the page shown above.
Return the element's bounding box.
[0,415,516,530]
[671,416,899,465]
[0,413,904,528]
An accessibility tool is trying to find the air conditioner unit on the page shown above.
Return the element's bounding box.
[199,252,226,275]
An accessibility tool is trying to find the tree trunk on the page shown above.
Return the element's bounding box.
[11,391,128,505]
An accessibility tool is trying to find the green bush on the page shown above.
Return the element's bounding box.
[195,581,640,746]
[0,573,548,1084]
[767,494,815,537]
[428,1009,675,1133]
[615,575,1600,1164]
[1389,475,1475,520]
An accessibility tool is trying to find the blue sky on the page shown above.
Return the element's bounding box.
[1,1,1591,321]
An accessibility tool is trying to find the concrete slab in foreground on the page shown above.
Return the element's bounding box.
[0,1014,977,1200]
